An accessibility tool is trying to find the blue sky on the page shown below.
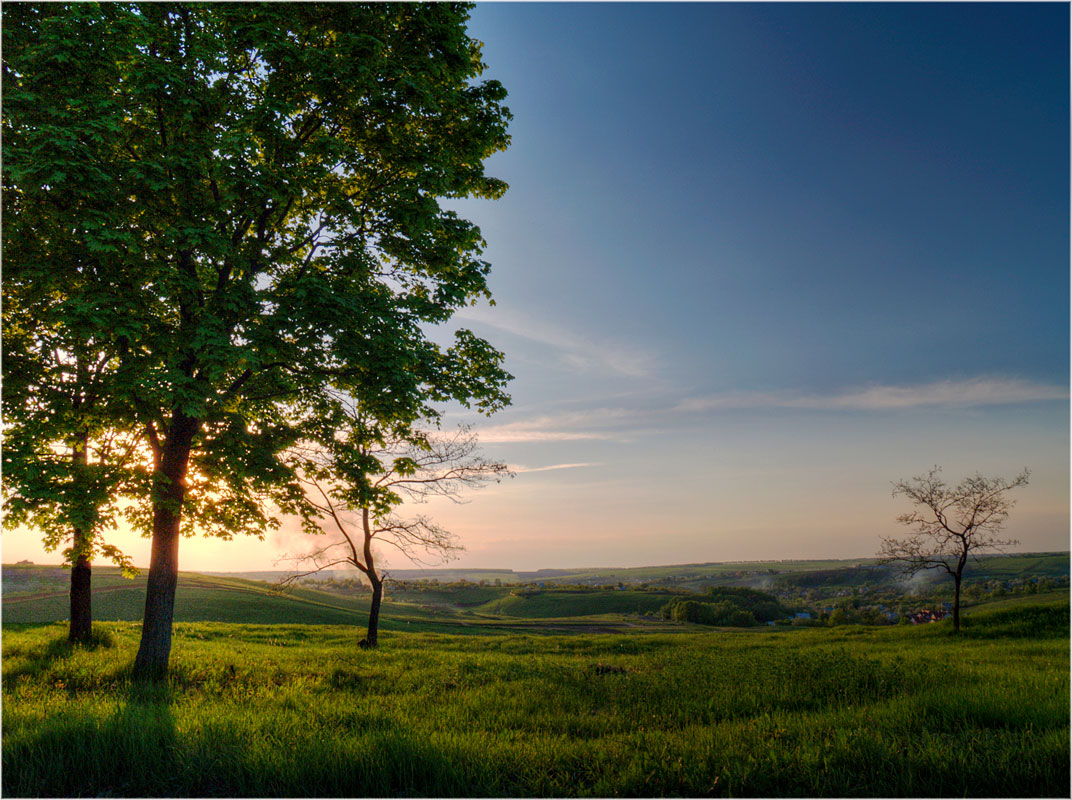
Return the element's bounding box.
[6,2,1068,572]
[433,2,1069,569]
[460,2,1067,393]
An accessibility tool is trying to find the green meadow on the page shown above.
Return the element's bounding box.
[3,581,1068,797]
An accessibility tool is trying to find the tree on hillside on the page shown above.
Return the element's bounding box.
[286,414,510,647]
[880,466,1028,633]
[2,3,512,677]
[1,338,146,643]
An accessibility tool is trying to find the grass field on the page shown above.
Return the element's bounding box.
[3,593,1068,797]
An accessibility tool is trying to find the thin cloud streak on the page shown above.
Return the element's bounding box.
[477,428,615,444]
[456,306,658,379]
[475,408,637,443]
[511,462,601,473]
[676,378,1069,413]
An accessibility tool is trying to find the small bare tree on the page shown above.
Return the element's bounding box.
[285,423,511,647]
[880,466,1028,632]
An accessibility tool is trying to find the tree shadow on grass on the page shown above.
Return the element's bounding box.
[2,625,117,685]
[5,692,503,798]
[3,681,179,798]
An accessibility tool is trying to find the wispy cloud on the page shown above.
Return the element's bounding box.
[472,377,1065,446]
[475,408,639,444]
[478,428,615,443]
[511,462,600,474]
[456,306,658,379]
[676,377,1068,413]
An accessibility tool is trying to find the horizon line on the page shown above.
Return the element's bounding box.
[7,548,1067,575]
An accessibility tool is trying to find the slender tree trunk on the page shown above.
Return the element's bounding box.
[359,508,381,648]
[952,573,962,634]
[133,412,199,679]
[365,575,383,647]
[68,434,93,643]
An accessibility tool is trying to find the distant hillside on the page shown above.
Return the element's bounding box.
[0,565,679,634]
[204,567,525,584]
[4,558,1067,634]
[10,551,1068,595]
[1,565,366,626]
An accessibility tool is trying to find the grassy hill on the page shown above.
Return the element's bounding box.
[963,552,1071,581]
[6,555,1068,629]
[3,595,1067,797]
[4,563,1067,795]
[65,551,1066,594]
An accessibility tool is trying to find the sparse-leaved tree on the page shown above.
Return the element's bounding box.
[880,466,1028,632]
[287,413,511,647]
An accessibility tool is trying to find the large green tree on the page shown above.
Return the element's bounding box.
[3,2,512,676]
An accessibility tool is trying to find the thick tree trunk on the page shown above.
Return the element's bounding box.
[364,577,383,647]
[68,435,93,644]
[133,412,198,679]
[69,553,92,643]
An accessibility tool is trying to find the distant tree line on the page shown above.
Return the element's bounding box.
[775,565,902,590]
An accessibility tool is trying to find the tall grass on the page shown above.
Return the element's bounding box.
[3,598,1068,797]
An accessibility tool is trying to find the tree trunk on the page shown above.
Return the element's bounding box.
[133,412,198,679]
[364,577,383,647]
[69,553,92,644]
[68,435,92,644]
[68,546,91,643]
[952,573,962,634]
[359,508,381,648]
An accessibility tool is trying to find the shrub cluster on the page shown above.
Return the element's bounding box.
[660,587,790,627]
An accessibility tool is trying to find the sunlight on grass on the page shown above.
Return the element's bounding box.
[4,597,1068,796]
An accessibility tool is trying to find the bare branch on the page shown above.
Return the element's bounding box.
[276,556,355,588]
[881,466,1028,632]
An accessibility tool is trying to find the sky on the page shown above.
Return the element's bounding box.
[4,2,1069,573]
